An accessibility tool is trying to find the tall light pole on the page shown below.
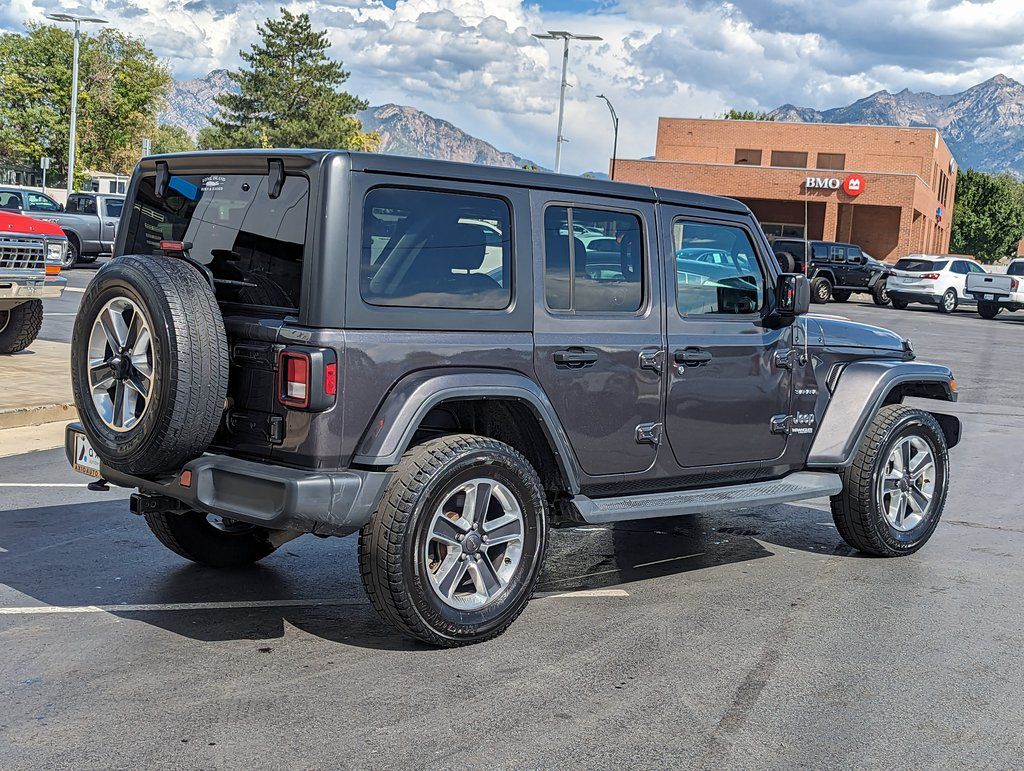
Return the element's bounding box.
[596,94,619,180]
[532,30,602,174]
[46,12,108,196]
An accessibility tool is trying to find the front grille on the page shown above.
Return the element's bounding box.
[0,236,46,271]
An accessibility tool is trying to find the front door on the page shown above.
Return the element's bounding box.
[532,194,664,477]
[665,210,793,468]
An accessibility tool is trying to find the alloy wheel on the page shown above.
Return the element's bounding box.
[423,477,525,611]
[86,297,155,432]
[878,435,936,532]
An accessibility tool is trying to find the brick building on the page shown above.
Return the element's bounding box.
[614,118,958,262]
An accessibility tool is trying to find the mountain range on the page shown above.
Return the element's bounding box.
[160,70,1024,176]
[770,74,1024,174]
[159,70,539,169]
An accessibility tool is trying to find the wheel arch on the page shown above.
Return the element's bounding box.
[352,369,582,495]
[807,360,960,468]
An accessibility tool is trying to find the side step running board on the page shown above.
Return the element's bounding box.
[572,471,843,525]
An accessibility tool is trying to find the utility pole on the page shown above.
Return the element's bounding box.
[532,31,602,173]
[596,94,619,180]
[45,13,108,195]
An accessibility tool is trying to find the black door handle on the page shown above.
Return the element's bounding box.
[554,349,599,368]
[674,347,713,365]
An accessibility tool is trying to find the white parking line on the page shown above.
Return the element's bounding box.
[0,483,90,488]
[534,588,629,599]
[63,287,86,293]
[0,599,363,615]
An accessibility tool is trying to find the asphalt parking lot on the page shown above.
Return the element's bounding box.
[3,287,1024,768]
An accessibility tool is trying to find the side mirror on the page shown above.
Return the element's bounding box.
[776,273,810,321]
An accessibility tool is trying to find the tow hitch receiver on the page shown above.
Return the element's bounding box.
[129,493,189,516]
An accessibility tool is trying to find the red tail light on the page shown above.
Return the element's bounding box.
[1012,279,1019,292]
[279,351,311,408]
[920,273,940,280]
[324,362,338,396]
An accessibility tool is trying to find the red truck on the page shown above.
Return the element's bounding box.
[0,209,68,353]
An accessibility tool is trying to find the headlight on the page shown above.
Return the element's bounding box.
[45,239,67,265]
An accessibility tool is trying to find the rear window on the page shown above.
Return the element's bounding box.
[895,259,947,272]
[105,198,123,219]
[122,173,309,312]
[1008,262,1024,276]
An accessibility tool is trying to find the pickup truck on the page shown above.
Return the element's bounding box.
[0,187,124,268]
[0,209,68,353]
[965,258,1024,319]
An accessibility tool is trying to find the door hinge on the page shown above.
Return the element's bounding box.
[638,349,664,375]
[774,349,795,370]
[635,422,663,445]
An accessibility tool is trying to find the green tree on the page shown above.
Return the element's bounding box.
[722,109,776,121]
[950,168,1024,263]
[0,23,170,186]
[199,8,377,151]
[152,124,196,154]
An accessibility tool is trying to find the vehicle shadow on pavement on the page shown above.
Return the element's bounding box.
[0,500,850,650]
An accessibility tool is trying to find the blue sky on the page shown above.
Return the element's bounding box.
[4,0,1024,172]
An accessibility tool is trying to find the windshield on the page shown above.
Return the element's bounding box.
[895,258,947,272]
[122,173,309,313]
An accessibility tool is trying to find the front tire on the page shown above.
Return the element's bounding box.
[144,510,277,567]
[811,276,833,304]
[891,298,909,310]
[0,300,43,354]
[831,289,851,302]
[359,434,548,647]
[62,236,79,269]
[872,281,890,306]
[938,288,958,314]
[831,405,949,557]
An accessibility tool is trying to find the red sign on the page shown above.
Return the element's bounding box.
[843,174,866,197]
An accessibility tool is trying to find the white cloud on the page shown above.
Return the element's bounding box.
[4,0,1024,172]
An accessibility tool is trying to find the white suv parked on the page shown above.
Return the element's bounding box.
[887,255,987,313]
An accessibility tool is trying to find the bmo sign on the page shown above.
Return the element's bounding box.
[805,173,866,197]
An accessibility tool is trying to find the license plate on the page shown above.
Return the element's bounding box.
[72,432,101,478]
[984,294,994,301]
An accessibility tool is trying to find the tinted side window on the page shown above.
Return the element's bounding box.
[544,207,643,313]
[69,196,97,214]
[1008,262,1024,276]
[674,221,765,316]
[847,246,863,261]
[105,199,124,218]
[0,192,22,209]
[361,188,511,310]
[812,243,829,259]
[27,193,61,212]
[831,246,847,262]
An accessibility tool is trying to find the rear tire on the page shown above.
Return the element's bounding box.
[831,405,949,557]
[144,511,277,567]
[831,289,851,302]
[359,434,548,647]
[71,255,229,475]
[871,281,890,306]
[62,236,80,269]
[938,288,958,314]
[0,300,43,354]
[978,301,1001,319]
[811,276,833,304]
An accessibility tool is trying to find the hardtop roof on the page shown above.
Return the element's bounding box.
[141,148,749,215]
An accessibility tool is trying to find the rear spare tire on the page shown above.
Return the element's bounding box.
[71,255,229,475]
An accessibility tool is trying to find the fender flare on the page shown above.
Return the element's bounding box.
[812,269,836,285]
[351,368,582,494]
[807,360,959,468]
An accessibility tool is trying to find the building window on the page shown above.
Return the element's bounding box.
[734,148,762,166]
[771,151,808,169]
[938,171,949,206]
[817,153,846,171]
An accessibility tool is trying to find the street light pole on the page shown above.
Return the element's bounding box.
[45,12,108,196]
[596,94,619,180]
[532,31,602,174]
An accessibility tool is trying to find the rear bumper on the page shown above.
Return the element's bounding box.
[65,423,390,536]
[888,289,942,305]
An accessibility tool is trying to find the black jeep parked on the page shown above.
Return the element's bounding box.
[65,151,960,646]
[771,238,892,306]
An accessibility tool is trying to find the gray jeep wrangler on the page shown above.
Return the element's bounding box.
[66,151,960,646]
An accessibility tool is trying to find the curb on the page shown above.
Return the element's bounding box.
[0,403,78,430]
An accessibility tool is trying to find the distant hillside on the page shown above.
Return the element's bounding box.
[158,70,540,169]
[771,74,1024,174]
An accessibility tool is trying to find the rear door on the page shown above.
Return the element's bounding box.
[664,208,792,468]
[531,193,664,477]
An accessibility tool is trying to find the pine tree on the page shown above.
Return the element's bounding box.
[199,9,377,151]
